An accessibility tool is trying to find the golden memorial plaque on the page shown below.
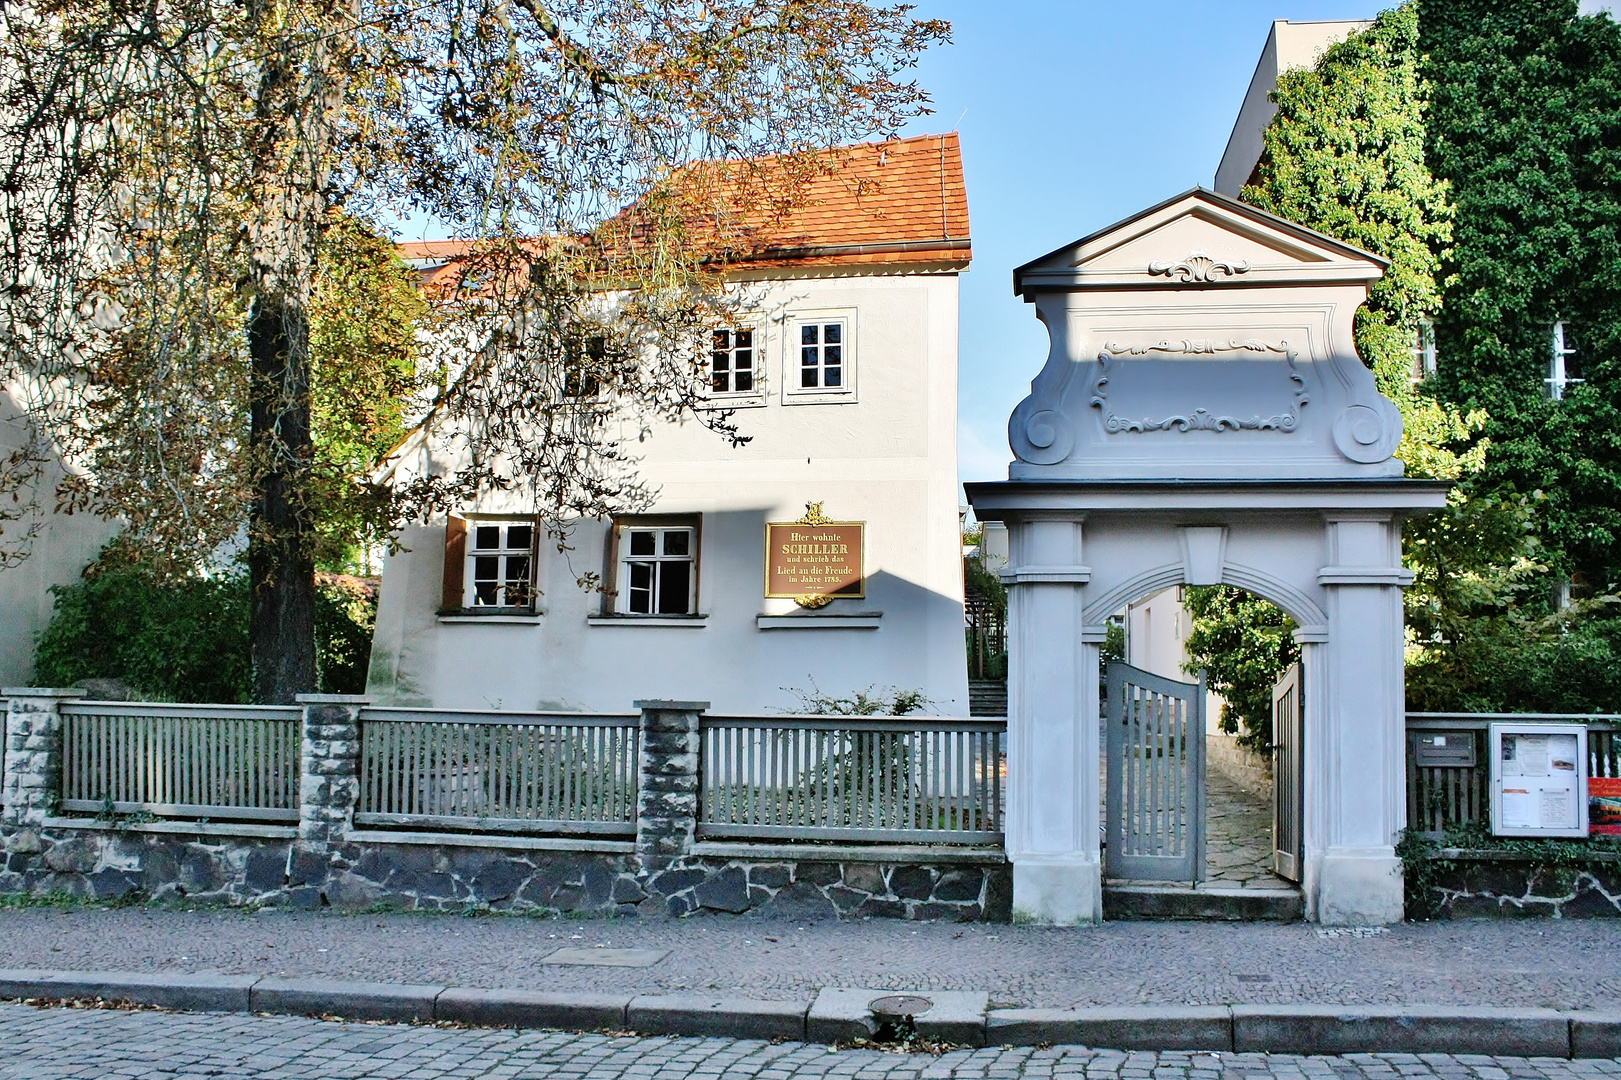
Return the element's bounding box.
[765,503,864,609]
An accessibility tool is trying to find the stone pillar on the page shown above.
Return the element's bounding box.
[633,699,707,875]
[1313,514,1411,925]
[296,695,368,848]
[1000,515,1097,925]
[2,689,79,828]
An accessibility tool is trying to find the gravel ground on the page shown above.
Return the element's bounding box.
[2,1004,1620,1080]
[1,907,1619,1010]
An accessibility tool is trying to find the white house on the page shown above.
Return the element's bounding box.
[0,391,118,686]
[365,134,973,715]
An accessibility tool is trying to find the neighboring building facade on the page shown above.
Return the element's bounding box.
[0,391,118,686]
[366,135,972,715]
[1214,18,1373,198]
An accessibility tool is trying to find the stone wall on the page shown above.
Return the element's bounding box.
[1414,853,1621,918]
[1,692,1010,921]
[0,826,1010,921]
[1206,732,1271,801]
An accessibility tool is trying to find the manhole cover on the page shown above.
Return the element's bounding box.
[868,994,933,1019]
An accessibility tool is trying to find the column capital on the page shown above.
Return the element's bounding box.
[1000,565,1091,586]
[1317,566,1414,586]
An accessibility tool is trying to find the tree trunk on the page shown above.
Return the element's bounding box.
[242,0,351,704]
[248,295,318,704]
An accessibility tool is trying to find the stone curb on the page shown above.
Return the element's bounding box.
[0,970,1616,1057]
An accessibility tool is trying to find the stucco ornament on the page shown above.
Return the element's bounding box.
[1005,189,1404,479]
[1090,340,1307,434]
[792,501,836,609]
[1147,251,1251,282]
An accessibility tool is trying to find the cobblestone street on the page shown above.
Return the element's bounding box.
[0,1003,1617,1080]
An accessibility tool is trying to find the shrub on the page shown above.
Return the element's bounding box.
[33,561,376,702]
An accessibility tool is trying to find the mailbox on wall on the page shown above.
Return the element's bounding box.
[1489,723,1588,838]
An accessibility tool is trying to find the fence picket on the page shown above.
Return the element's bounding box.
[694,715,1004,845]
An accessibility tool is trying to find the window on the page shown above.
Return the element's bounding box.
[1548,321,1584,400]
[467,521,535,607]
[563,335,605,399]
[615,524,696,615]
[1411,318,1437,383]
[710,328,757,395]
[797,320,846,390]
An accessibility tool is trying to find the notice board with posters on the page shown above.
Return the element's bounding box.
[1592,775,1621,836]
[1490,723,1588,838]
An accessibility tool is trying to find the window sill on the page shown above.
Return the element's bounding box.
[587,614,709,628]
[756,611,882,630]
[699,394,767,410]
[437,611,544,624]
[781,391,857,406]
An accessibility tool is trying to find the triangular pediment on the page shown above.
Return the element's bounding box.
[1014,188,1385,296]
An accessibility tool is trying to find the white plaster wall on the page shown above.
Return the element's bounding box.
[1214,19,1372,197]
[1124,586,1188,682]
[0,391,120,686]
[367,271,970,715]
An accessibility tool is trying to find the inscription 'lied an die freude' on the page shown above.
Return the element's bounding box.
[765,523,863,597]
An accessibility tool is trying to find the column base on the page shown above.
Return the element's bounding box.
[1316,848,1404,925]
[1012,857,1101,925]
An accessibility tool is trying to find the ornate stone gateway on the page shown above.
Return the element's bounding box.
[1104,662,1206,883]
[965,189,1449,925]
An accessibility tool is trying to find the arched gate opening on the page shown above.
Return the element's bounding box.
[965,189,1449,924]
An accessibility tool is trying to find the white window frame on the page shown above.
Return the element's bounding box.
[783,309,857,403]
[613,523,698,616]
[1548,321,1584,401]
[1410,317,1437,384]
[465,518,537,609]
[706,325,765,403]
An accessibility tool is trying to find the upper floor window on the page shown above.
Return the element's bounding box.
[615,523,697,616]
[563,335,605,399]
[710,328,757,395]
[1548,321,1584,401]
[1411,317,1437,383]
[798,320,846,390]
[468,521,535,607]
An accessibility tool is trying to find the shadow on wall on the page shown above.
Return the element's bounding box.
[0,389,120,685]
[366,506,971,716]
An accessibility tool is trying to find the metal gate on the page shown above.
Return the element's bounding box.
[1105,663,1206,882]
[1271,663,1304,882]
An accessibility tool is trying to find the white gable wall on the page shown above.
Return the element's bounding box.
[366,270,970,715]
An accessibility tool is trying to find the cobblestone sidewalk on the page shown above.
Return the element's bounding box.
[1,1004,1619,1080]
[2,907,1620,1010]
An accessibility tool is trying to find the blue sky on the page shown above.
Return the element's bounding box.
[890,1,1384,487]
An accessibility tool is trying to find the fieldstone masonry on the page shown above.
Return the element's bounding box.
[633,700,704,875]
[2,689,75,828]
[0,692,1011,921]
[1416,854,1621,918]
[296,695,365,848]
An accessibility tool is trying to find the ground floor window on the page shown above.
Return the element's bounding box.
[613,521,697,615]
[460,519,535,608]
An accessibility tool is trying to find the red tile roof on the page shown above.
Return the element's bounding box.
[398,133,969,281]
[699,132,970,269]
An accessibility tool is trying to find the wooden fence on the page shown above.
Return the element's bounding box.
[355,709,639,835]
[1406,713,1621,838]
[697,716,1005,844]
[59,702,301,822]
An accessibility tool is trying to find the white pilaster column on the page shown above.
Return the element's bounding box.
[1002,514,1096,924]
[1313,513,1411,925]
